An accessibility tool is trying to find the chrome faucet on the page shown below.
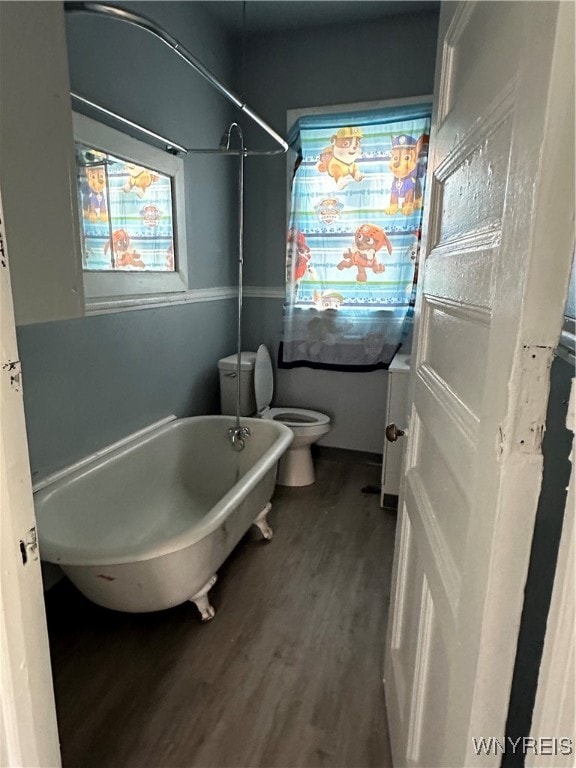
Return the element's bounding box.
[228,424,251,451]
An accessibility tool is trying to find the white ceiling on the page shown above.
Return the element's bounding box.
[199,1,440,34]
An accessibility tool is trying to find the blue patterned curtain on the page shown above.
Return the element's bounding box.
[280,103,432,370]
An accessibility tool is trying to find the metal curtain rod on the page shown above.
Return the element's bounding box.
[64,1,289,155]
[71,92,189,154]
[71,91,283,156]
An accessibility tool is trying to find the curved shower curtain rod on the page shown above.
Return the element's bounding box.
[64,1,289,156]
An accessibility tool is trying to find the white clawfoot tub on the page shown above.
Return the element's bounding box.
[34,416,292,619]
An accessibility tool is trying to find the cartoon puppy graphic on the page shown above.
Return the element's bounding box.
[287,228,317,284]
[104,229,145,269]
[313,290,344,311]
[123,164,159,198]
[337,223,392,283]
[317,127,364,189]
[104,228,130,256]
[84,165,108,222]
[385,133,429,215]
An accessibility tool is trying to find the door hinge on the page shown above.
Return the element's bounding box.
[19,527,38,565]
[511,345,554,454]
[3,359,22,392]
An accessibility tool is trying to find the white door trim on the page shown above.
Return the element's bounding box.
[527,378,576,768]
[0,192,61,767]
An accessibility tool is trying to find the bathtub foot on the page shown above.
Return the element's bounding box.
[254,502,273,541]
[190,574,217,622]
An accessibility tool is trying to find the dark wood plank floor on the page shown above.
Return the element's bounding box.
[45,457,396,768]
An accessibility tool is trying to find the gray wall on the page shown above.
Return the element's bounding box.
[18,301,237,483]
[240,11,440,452]
[17,1,241,479]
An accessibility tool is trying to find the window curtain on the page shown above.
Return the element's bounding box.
[280,103,432,371]
[76,146,175,272]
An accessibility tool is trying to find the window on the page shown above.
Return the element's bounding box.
[73,113,188,308]
[280,100,432,371]
[76,146,175,273]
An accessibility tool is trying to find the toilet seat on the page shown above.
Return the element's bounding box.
[254,345,330,431]
[264,407,330,429]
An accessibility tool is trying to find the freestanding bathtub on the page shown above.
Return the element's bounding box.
[34,416,293,620]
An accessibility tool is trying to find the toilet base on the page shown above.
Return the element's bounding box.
[276,445,316,487]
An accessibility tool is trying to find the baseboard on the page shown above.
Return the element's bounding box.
[314,445,382,466]
[382,493,399,511]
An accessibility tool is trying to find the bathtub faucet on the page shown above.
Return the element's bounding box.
[228,424,251,451]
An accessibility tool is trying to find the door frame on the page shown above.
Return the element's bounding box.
[527,377,575,767]
[0,192,61,767]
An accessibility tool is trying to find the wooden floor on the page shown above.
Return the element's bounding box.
[45,457,396,768]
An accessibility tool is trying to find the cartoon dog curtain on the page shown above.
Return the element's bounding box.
[280,103,432,370]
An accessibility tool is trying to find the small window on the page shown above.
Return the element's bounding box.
[76,145,175,273]
[73,113,188,309]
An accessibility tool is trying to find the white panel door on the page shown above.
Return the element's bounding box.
[0,193,61,764]
[384,3,575,767]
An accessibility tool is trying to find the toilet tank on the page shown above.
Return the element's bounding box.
[218,352,257,416]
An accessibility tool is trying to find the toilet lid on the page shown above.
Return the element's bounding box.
[254,345,274,412]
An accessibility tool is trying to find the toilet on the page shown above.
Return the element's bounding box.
[218,345,331,486]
